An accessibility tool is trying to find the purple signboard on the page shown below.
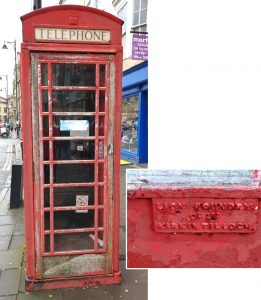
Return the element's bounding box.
[132,34,148,60]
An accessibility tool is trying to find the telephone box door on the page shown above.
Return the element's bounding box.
[31,52,115,279]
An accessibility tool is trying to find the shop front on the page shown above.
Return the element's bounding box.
[121,61,148,164]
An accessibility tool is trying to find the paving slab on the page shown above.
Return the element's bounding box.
[14,222,25,234]
[62,288,86,300]
[0,296,16,300]
[9,235,25,250]
[0,197,10,216]
[120,226,126,257]
[0,269,21,296]
[120,261,147,286]
[0,249,23,269]
[104,282,147,300]
[19,269,25,293]
[0,236,11,251]
[0,225,15,237]
[15,214,24,226]
[13,227,25,236]
[83,286,109,300]
[7,208,23,217]
[0,216,17,226]
[17,290,62,300]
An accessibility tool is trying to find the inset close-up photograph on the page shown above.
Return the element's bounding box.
[127,169,261,268]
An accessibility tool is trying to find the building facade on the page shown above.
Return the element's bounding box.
[0,96,8,123]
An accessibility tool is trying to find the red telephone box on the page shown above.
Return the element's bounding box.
[20,5,123,290]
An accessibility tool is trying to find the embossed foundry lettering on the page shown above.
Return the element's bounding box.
[194,202,256,211]
[155,202,186,211]
[152,198,258,233]
[154,221,256,231]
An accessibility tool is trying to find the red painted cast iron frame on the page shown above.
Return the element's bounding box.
[37,54,111,259]
[127,186,261,268]
[20,5,123,290]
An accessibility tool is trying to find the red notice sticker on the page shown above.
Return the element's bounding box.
[152,198,258,233]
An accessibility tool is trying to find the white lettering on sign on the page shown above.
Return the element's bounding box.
[35,28,111,42]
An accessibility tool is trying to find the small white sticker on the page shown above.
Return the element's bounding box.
[77,145,84,151]
[76,195,88,213]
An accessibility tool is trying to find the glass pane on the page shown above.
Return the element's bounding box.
[121,96,139,153]
[44,188,50,207]
[42,90,48,112]
[53,116,95,137]
[98,209,104,227]
[44,165,50,184]
[53,140,95,160]
[52,90,95,112]
[43,141,49,161]
[45,235,50,252]
[52,64,96,86]
[133,0,140,11]
[43,116,49,137]
[98,186,104,205]
[133,11,139,26]
[98,231,104,249]
[140,8,147,24]
[53,164,94,183]
[41,64,48,86]
[98,163,104,182]
[44,212,50,230]
[54,232,94,252]
[99,91,105,112]
[54,210,94,229]
[141,0,148,9]
[99,116,104,136]
[54,186,94,207]
[99,65,106,87]
[98,140,104,159]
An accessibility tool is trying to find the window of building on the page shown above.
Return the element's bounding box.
[118,2,128,34]
[117,2,128,50]
[121,95,138,153]
[132,0,147,32]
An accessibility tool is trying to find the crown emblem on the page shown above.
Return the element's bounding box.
[68,14,79,25]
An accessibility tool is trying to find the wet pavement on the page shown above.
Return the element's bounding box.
[0,137,148,299]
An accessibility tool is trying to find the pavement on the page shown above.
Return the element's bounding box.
[0,136,148,300]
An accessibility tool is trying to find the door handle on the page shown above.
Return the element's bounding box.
[108,144,113,155]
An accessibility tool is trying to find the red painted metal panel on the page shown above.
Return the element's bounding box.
[112,47,123,275]
[21,48,35,279]
[152,197,258,233]
[127,187,261,268]
[21,5,123,45]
